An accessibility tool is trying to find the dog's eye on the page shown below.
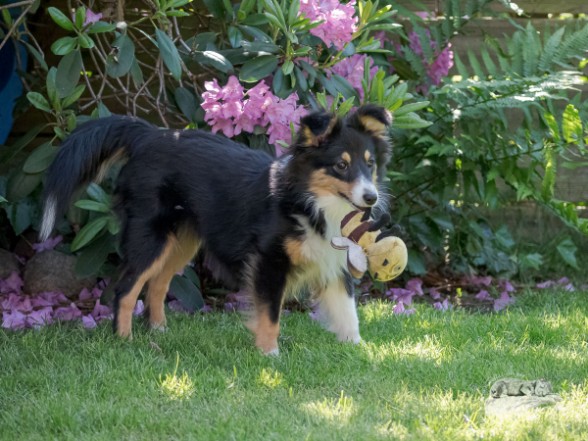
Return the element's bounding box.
[335,161,349,172]
[367,158,375,168]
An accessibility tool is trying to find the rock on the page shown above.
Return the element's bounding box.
[485,394,562,417]
[0,248,20,278]
[23,250,96,298]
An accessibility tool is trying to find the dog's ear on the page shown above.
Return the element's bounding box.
[348,105,393,181]
[350,104,392,137]
[296,110,340,147]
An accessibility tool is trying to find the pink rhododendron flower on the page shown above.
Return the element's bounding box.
[201,76,307,150]
[393,301,415,315]
[328,54,379,100]
[0,272,23,294]
[397,31,454,93]
[433,298,451,311]
[82,315,97,329]
[32,235,63,253]
[406,278,424,296]
[475,289,490,301]
[54,303,83,321]
[299,0,357,50]
[133,299,144,316]
[428,287,441,300]
[493,291,515,312]
[201,77,245,138]
[28,307,53,328]
[2,310,26,329]
[264,92,308,151]
[84,9,103,26]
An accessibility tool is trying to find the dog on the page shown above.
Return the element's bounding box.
[39,104,392,354]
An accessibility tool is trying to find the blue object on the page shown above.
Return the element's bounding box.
[0,10,28,145]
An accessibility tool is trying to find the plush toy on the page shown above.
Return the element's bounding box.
[331,210,408,282]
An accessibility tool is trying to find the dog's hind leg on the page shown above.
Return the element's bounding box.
[113,219,172,338]
[145,226,200,331]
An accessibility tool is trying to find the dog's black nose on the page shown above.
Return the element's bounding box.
[363,192,378,206]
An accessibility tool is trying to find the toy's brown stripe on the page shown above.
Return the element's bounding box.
[341,210,360,229]
[348,221,372,243]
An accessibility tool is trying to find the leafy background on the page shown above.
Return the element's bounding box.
[1,0,587,316]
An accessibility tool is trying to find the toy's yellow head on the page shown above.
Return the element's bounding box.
[333,210,408,282]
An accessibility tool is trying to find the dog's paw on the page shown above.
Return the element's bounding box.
[264,348,280,357]
[335,329,362,344]
[150,323,167,332]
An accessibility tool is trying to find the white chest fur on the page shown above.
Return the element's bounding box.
[289,195,352,292]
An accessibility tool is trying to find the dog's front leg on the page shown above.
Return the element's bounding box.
[316,273,361,344]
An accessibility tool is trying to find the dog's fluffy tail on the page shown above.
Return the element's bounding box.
[40,115,154,241]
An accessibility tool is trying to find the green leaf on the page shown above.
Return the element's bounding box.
[228,26,243,48]
[75,233,115,278]
[562,104,582,144]
[46,67,59,109]
[23,41,48,71]
[88,21,117,34]
[174,87,198,122]
[130,59,144,86]
[5,198,38,235]
[543,111,561,143]
[0,124,47,163]
[281,59,294,75]
[202,0,225,18]
[48,7,74,31]
[393,101,430,117]
[74,6,86,29]
[71,216,109,251]
[26,92,51,112]
[86,183,111,205]
[74,199,110,213]
[155,29,182,80]
[106,34,135,78]
[23,143,57,174]
[7,170,43,200]
[193,50,234,73]
[239,55,278,83]
[170,274,204,312]
[556,237,579,269]
[393,113,432,129]
[78,34,95,49]
[62,84,86,108]
[56,49,82,98]
[51,36,77,55]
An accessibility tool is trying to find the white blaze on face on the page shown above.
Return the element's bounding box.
[350,176,377,208]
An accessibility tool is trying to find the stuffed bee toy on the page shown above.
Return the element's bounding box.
[331,210,408,281]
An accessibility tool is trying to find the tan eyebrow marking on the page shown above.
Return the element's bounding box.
[364,150,372,162]
[342,152,351,163]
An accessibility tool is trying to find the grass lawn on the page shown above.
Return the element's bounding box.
[1,288,587,440]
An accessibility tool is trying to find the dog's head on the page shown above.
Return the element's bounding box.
[291,104,392,211]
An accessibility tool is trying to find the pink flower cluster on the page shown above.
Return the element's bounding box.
[0,272,124,330]
[327,54,379,100]
[201,76,308,150]
[386,275,520,314]
[299,0,357,50]
[404,31,454,93]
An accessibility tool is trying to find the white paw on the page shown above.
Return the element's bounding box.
[264,348,280,357]
[335,329,362,344]
[150,323,167,332]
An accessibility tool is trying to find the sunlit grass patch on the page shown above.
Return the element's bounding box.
[303,391,355,423]
[1,288,587,440]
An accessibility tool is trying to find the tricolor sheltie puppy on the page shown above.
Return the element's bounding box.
[40,104,392,354]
